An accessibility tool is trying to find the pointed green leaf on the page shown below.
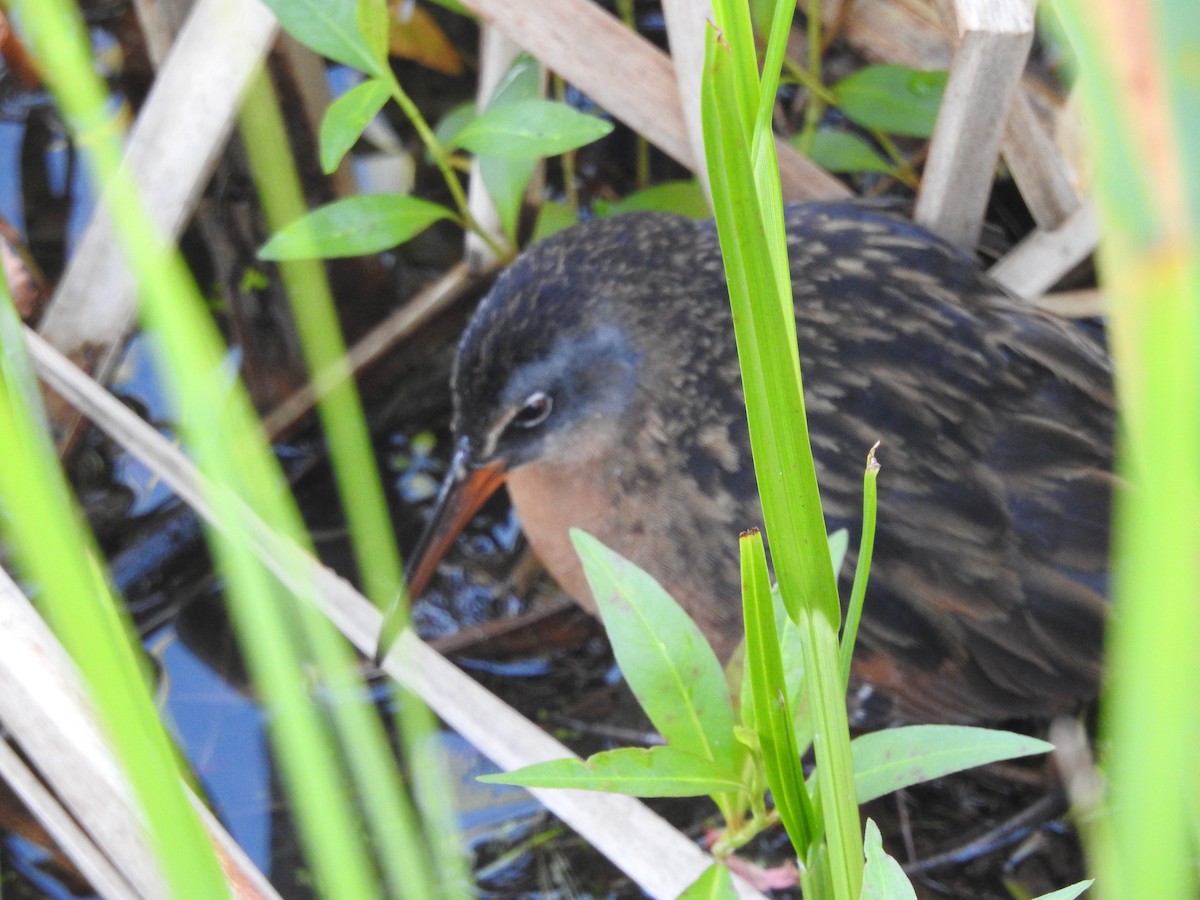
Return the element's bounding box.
[861,819,917,899]
[828,528,849,579]
[257,0,386,77]
[832,65,948,138]
[704,11,862,893]
[1031,880,1095,900]
[529,200,578,244]
[478,56,542,240]
[450,99,613,160]
[320,78,392,174]
[679,862,737,899]
[804,130,894,174]
[478,746,745,797]
[570,530,738,771]
[741,528,815,855]
[433,102,477,151]
[801,841,834,898]
[258,195,454,260]
[841,447,881,687]
[601,179,711,219]
[852,725,1054,804]
[356,0,388,65]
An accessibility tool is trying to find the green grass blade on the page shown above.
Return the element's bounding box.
[710,0,759,138]
[702,15,862,895]
[740,528,815,854]
[242,71,465,899]
[840,445,879,687]
[0,280,228,897]
[12,4,445,895]
[1033,881,1095,900]
[1048,3,1200,898]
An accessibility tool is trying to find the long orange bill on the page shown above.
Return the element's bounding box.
[405,444,508,600]
[376,443,508,664]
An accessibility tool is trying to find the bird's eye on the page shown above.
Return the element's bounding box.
[512,391,553,429]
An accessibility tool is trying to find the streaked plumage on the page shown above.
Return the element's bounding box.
[410,202,1113,726]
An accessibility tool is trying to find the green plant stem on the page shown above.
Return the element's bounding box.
[241,70,465,899]
[871,131,920,187]
[703,2,863,891]
[795,0,825,155]
[384,72,505,258]
[553,75,581,211]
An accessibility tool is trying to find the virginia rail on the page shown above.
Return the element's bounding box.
[404,202,1114,727]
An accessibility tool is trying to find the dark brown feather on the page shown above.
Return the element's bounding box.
[446,201,1114,726]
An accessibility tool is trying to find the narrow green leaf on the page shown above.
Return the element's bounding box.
[801,841,834,899]
[804,130,894,175]
[710,0,758,138]
[754,0,794,143]
[703,13,862,892]
[1051,8,1200,898]
[433,101,477,149]
[449,99,613,160]
[851,725,1053,804]
[1031,880,1095,900]
[356,0,388,65]
[257,0,386,77]
[242,76,460,898]
[319,78,391,174]
[529,200,578,243]
[258,195,455,259]
[601,180,711,219]
[840,445,880,687]
[773,590,810,747]
[570,530,738,771]
[832,65,948,138]
[714,54,864,879]
[0,270,231,899]
[478,746,745,797]
[741,528,815,854]
[827,528,849,579]
[679,862,737,899]
[477,56,542,241]
[861,819,917,900]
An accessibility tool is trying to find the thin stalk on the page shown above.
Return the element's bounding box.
[384,72,505,259]
[839,444,879,688]
[240,71,463,899]
[703,1,864,892]
[615,0,651,188]
[553,75,581,211]
[796,0,826,155]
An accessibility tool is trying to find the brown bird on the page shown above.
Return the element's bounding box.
[403,202,1114,727]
